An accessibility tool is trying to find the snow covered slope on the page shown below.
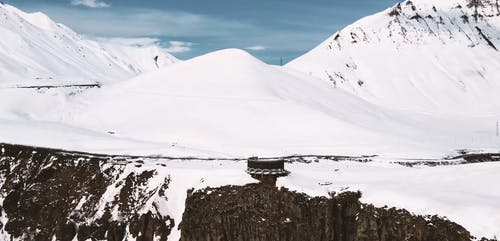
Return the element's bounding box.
[68,49,407,157]
[0,3,177,85]
[287,0,500,113]
[47,48,496,158]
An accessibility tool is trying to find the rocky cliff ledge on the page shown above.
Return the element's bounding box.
[0,143,174,241]
[0,143,496,241]
[180,184,489,241]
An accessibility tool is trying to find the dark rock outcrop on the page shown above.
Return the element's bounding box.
[180,184,492,241]
[0,143,497,241]
[0,143,174,241]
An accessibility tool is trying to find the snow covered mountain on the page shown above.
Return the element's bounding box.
[67,49,417,157]
[287,0,500,113]
[0,0,498,158]
[0,3,177,86]
[0,2,499,240]
[27,48,489,158]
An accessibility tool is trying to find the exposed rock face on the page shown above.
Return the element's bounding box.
[180,184,488,241]
[0,143,174,241]
[0,143,497,241]
[332,0,500,50]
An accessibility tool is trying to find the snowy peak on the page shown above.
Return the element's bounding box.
[180,48,263,70]
[113,48,306,99]
[287,0,500,113]
[0,4,67,34]
[324,0,500,51]
[2,4,56,30]
[0,3,177,85]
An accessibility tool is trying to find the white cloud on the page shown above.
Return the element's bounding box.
[71,0,110,8]
[245,45,266,51]
[46,7,255,38]
[164,41,193,53]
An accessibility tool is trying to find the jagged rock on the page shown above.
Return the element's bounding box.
[0,143,174,241]
[180,184,493,241]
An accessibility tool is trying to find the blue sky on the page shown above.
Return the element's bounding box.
[7,0,399,64]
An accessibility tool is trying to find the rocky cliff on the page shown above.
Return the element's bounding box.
[0,143,174,241]
[0,143,497,241]
[180,184,488,241]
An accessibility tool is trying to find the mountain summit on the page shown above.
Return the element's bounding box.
[288,0,500,113]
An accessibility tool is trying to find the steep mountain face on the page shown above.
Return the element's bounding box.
[287,0,500,113]
[0,3,177,85]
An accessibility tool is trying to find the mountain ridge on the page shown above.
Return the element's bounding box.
[0,3,177,85]
[287,0,500,113]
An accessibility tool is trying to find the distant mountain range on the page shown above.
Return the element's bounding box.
[0,3,177,86]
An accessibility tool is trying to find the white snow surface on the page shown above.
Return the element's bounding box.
[68,49,435,158]
[3,47,494,159]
